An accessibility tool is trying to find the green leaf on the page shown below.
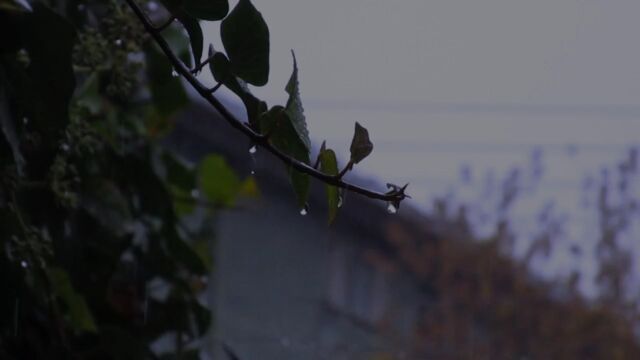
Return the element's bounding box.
[183,0,228,20]
[208,46,267,128]
[0,0,32,13]
[260,106,310,208]
[198,154,240,206]
[221,0,269,86]
[320,148,339,224]
[49,267,98,333]
[145,44,189,115]
[284,51,311,151]
[350,122,373,164]
[175,11,203,68]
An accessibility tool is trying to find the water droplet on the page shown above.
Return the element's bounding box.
[299,205,309,216]
[147,1,158,11]
[20,260,28,268]
[171,69,179,77]
[386,202,398,214]
[60,143,70,152]
[191,189,200,198]
[114,39,122,47]
[337,195,343,208]
[249,145,257,175]
[22,117,28,125]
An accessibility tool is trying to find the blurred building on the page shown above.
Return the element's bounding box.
[167,101,640,360]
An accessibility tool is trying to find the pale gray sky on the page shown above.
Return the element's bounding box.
[202,0,640,197]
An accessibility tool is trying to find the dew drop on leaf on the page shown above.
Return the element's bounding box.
[171,69,179,77]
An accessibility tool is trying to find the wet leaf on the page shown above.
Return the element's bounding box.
[320,149,339,224]
[260,106,310,208]
[221,0,269,86]
[145,43,189,115]
[209,46,266,128]
[175,11,203,68]
[350,122,373,164]
[284,50,310,150]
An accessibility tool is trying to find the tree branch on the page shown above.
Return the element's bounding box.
[124,0,407,204]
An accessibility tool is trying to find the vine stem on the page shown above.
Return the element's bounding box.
[124,0,407,203]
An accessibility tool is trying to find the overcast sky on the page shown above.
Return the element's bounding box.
[203,0,640,195]
[200,0,640,288]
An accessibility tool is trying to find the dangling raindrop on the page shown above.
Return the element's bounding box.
[60,143,70,153]
[249,145,257,175]
[114,39,123,47]
[338,189,347,208]
[20,260,28,268]
[171,69,179,77]
[299,204,309,216]
[22,117,28,125]
[386,202,398,214]
[191,189,200,198]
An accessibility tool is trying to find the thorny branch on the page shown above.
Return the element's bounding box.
[124,0,408,204]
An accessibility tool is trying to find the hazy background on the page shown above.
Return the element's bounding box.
[200,0,640,292]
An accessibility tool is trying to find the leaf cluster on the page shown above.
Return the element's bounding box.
[0,1,254,358]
